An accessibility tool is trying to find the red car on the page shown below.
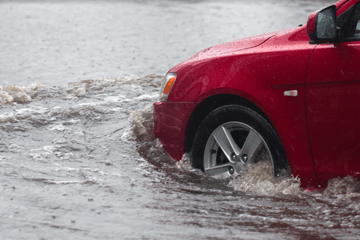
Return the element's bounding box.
[153,0,360,188]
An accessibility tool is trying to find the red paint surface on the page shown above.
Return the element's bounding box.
[153,101,195,160]
[307,12,317,37]
[153,0,360,188]
[306,41,360,187]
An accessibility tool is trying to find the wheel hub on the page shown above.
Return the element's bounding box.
[203,121,274,177]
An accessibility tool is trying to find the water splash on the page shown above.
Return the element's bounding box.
[176,154,196,172]
[229,161,301,196]
[65,75,142,98]
[130,105,156,142]
[0,74,163,106]
[321,176,360,210]
[0,83,46,104]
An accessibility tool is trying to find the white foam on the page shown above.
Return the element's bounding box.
[15,106,49,116]
[65,76,141,98]
[0,83,45,105]
[42,145,56,153]
[104,96,125,103]
[120,128,132,142]
[0,112,15,123]
[133,93,158,101]
[227,161,301,196]
[48,123,67,132]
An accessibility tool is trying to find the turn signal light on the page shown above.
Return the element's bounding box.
[159,73,177,102]
[163,77,176,94]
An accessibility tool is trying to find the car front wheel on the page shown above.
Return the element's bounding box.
[190,105,288,177]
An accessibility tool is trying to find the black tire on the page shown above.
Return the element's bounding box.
[190,105,288,177]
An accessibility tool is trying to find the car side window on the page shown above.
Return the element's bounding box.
[343,3,360,40]
[337,6,352,29]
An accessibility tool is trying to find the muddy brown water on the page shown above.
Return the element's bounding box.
[1,0,359,239]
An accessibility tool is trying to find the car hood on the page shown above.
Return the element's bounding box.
[193,32,274,58]
[170,29,297,72]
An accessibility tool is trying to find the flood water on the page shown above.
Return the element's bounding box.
[1,0,360,239]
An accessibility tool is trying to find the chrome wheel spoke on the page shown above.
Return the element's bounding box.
[212,126,241,161]
[205,163,232,176]
[240,129,263,164]
[203,120,274,178]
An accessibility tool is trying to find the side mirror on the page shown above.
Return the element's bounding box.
[307,5,338,43]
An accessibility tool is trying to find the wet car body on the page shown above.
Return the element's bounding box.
[154,0,360,188]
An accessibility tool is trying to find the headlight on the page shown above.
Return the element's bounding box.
[159,72,177,102]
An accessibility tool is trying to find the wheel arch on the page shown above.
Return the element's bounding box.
[184,94,275,154]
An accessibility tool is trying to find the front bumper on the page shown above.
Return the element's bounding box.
[153,101,195,160]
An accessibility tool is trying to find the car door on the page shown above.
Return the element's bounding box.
[306,3,360,186]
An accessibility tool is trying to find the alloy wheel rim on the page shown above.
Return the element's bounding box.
[203,121,274,177]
